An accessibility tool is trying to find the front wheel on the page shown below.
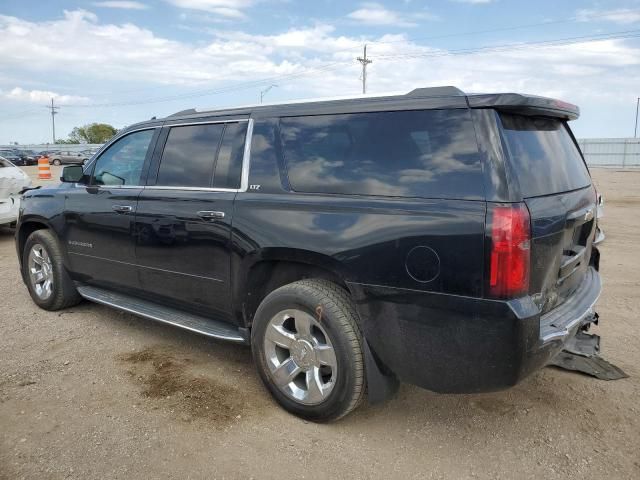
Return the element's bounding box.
[52,159,61,166]
[251,279,366,422]
[22,229,81,310]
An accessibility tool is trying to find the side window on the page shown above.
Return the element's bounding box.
[280,110,483,199]
[91,129,155,186]
[213,122,247,189]
[156,124,224,188]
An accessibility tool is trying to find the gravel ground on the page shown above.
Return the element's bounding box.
[1,168,639,479]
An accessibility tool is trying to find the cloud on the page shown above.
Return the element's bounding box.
[347,3,437,27]
[93,1,149,9]
[164,0,253,19]
[576,8,640,24]
[3,87,90,105]
[0,8,638,127]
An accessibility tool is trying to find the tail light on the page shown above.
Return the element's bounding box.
[487,203,531,299]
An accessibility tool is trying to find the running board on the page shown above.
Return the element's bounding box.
[77,285,247,344]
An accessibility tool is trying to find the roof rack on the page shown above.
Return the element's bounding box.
[406,86,465,97]
[168,86,466,118]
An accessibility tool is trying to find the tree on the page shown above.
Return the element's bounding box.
[66,123,118,144]
[55,138,80,144]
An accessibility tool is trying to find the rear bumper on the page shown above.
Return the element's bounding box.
[348,267,602,394]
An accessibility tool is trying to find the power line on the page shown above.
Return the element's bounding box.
[354,8,640,48]
[65,61,347,109]
[374,29,640,60]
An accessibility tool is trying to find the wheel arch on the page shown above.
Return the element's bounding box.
[235,248,353,329]
[17,218,57,266]
[239,251,401,406]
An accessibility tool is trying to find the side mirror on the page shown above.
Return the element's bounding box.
[61,165,84,183]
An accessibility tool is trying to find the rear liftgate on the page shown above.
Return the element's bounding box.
[548,313,628,380]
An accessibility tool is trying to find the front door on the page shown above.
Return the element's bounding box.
[135,119,249,320]
[63,127,159,291]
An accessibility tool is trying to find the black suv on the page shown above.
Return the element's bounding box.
[16,87,601,421]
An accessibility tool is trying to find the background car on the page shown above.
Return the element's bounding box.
[1,149,31,166]
[0,155,32,227]
[48,150,90,166]
[15,149,38,165]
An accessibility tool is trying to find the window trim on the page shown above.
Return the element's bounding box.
[146,118,253,193]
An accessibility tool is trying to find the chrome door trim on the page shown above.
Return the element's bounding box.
[68,251,224,282]
[143,186,239,193]
[239,118,254,193]
[146,117,254,193]
[163,118,249,128]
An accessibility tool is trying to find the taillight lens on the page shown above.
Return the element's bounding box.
[487,203,531,299]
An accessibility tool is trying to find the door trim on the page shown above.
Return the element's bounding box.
[69,251,224,282]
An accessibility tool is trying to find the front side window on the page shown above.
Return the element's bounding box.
[280,109,483,199]
[91,129,155,186]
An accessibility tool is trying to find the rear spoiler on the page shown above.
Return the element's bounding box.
[466,93,580,121]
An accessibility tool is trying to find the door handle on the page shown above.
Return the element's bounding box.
[197,210,225,220]
[112,205,135,214]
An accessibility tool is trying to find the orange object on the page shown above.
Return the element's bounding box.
[38,157,52,180]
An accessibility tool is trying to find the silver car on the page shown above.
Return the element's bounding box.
[48,150,90,166]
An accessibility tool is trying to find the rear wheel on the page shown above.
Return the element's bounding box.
[82,158,89,165]
[22,230,81,310]
[52,159,61,166]
[251,279,366,422]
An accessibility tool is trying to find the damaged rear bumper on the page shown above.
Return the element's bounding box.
[349,267,603,394]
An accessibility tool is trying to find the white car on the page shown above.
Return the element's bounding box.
[0,156,32,227]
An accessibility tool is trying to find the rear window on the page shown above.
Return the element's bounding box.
[499,114,591,197]
[280,109,483,199]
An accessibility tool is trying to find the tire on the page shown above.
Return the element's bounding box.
[52,159,61,166]
[82,159,89,165]
[251,279,366,422]
[22,229,82,311]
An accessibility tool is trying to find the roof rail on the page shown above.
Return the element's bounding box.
[167,86,468,118]
[406,86,465,97]
[168,108,198,117]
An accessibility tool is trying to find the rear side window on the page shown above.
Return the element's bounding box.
[499,114,591,197]
[280,109,483,199]
[157,124,224,188]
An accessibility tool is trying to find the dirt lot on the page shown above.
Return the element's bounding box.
[1,168,639,479]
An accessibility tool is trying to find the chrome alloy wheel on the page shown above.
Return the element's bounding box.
[263,309,338,405]
[28,243,54,300]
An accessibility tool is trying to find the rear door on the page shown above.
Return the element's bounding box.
[498,113,596,313]
[135,119,249,320]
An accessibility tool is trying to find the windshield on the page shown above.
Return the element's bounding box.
[499,113,591,197]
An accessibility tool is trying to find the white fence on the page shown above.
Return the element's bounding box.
[578,138,640,168]
[0,144,104,154]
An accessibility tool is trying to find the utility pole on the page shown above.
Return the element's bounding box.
[635,97,639,138]
[357,44,373,95]
[260,84,277,104]
[46,98,59,143]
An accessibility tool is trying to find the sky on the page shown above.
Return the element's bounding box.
[0,0,639,144]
